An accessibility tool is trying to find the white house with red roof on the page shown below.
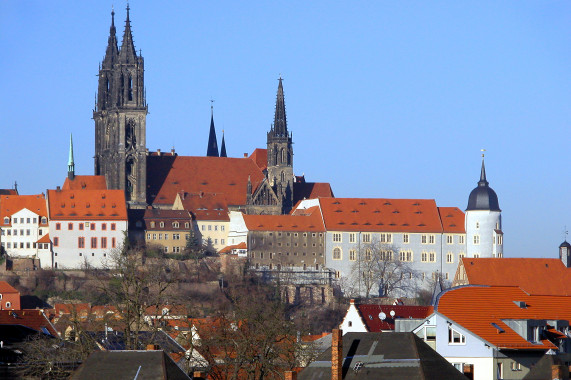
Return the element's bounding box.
[47,184,127,269]
[0,194,52,268]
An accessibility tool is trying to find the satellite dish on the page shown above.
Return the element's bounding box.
[379,312,386,320]
[390,310,395,318]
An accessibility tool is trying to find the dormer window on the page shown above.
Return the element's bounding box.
[41,217,47,224]
[3,217,9,224]
[173,222,179,229]
[159,222,164,228]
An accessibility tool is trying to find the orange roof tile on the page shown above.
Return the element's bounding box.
[437,286,571,350]
[0,309,58,337]
[0,189,18,196]
[318,198,449,233]
[249,148,268,171]
[293,182,334,203]
[47,189,127,221]
[460,258,571,296]
[176,192,230,221]
[0,194,47,225]
[62,175,107,190]
[147,156,265,206]
[438,207,466,233]
[143,209,191,230]
[243,206,325,232]
[0,281,19,294]
[37,234,51,243]
[55,303,91,316]
[219,242,247,254]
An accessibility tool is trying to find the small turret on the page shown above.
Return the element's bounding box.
[206,102,219,157]
[220,130,227,158]
[560,240,571,267]
[68,134,75,180]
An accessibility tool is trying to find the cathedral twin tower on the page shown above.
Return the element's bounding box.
[93,7,294,212]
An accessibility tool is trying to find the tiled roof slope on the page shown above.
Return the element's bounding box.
[0,189,18,196]
[249,148,267,171]
[459,258,571,296]
[0,194,48,225]
[143,209,191,230]
[47,189,127,220]
[243,206,325,232]
[176,192,230,221]
[437,207,465,233]
[0,309,58,337]
[357,304,433,331]
[293,182,334,203]
[147,155,265,206]
[62,175,107,190]
[0,281,19,294]
[318,198,458,233]
[436,286,571,350]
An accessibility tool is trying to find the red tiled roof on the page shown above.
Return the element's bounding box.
[249,148,268,171]
[293,182,334,203]
[318,198,450,233]
[243,206,325,232]
[37,234,51,243]
[0,281,19,294]
[147,156,265,206]
[143,209,191,230]
[219,242,247,254]
[62,175,107,190]
[55,303,91,316]
[0,189,18,196]
[437,286,571,350]
[176,192,230,221]
[357,304,433,331]
[301,332,331,342]
[47,189,127,220]
[460,258,571,296]
[0,309,58,337]
[0,194,48,225]
[437,207,466,233]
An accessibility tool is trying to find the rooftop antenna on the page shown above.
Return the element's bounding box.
[564,226,568,242]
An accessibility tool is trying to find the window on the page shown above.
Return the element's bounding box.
[173,222,180,228]
[19,218,23,223]
[208,225,212,231]
[349,233,356,243]
[400,251,412,262]
[102,223,107,231]
[497,235,503,245]
[511,361,521,371]
[54,237,59,247]
[173,234,180,240]
[447,252,453,263]
[101,237,107,249]
[362,233,371,243]
[68,223,73,230]
[221,239,225,245]
[458,253,465,260]
[365,249,372,261]
[429,235,435,244]
[164,234,169,240]
[473,235,480,244]
[476,222,480,229]
[158,234,163,240]
[221,225,225,231]
[3,217,9,224]
[201,225,205,231]
[159,222,165,228]
[152,234,157,240]
[41,217,47,224]
[458,235,465,244]
[39,229,43,235]
[333,248,341,260]
[111,223,116,231]
[56,223,61,230]
[91,237,97,249]
[78,237,85,248]
[416,326,437,349]
[446,235,453,244]
[474,253,480,258]
[185,222,190,228]
[79,223,84,231]
[90,223,96,231]
[26,229,30,236]
[147,233,151,240]
[421,252,428,262]
[112,237,116,248]
[429,252,436,262]
[173,247,180,253]
[332,233,342,242]
[403,233,409,244]
[381,250,393,261]
[349,249,356,261]
[5,302,11,309]
[421,234,427,244]
[380,233,392,243]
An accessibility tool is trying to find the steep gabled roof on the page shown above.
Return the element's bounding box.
[293,182,334,203]
[243,206,325,232]
[356,304,433,331]
[175,192,230,221]
[62,175,107,190]
[47,189,127,221]
[436,286,571,350]
[249,148,267,171]
[437,207,465,233]
[0,194,47,224]
[147,156,265,206]
[0,309,58,337]
[0,281,19,294]
[318,198,452,233]
[458,258,571,296]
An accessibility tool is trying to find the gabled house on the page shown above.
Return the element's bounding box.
[143,208,192,254]
[413,285,571,380]
[0,281,21,310]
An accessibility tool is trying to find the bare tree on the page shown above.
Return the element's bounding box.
[350,242,419,299]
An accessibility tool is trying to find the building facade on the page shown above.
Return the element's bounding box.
[143,209,192,254]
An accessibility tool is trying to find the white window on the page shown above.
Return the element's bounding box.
[429,235,435,244]
[416,326,436,347]
[349,249,356,261]
[458,253,465,260]
[349,233,356,243]
[362,233,371,243]
[333,248,341,260]
[173,222,179,228]
[421,235,427,244]
[429,252,436,262]
[473,253,480,258]
[511,361,521,371]
[173,234,180,240]
[380,233,392,243]
[458,235,465,244]
[421,251,428,262]
[399,251,412,262]
[159,222,164,228]
[221,225,225,231]
[446,235,453,244]
[403,233,409,244]
[446,252,453,263]
[473,235,480,244]
[332,233,342,242]
[498,235,503,245]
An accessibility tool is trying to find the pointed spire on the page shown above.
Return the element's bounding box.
[220,130,227,157]
[478,156,489,187]
[119,4,137,63]
[102,8,119,67]
[68,134,75,180]
[273,76,287,136]
[206,102,219,157]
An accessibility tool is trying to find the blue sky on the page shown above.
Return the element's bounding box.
[1,1,570,258]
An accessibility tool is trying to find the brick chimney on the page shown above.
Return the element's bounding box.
[551,364,569,380]
[332,328,343,380]
[284,371,297,380]
[146,344,160,350]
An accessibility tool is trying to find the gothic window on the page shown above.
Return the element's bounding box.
[128,75,133,101]
[125,119,136,151]
[281,171,285,182]
[281,148,286,164]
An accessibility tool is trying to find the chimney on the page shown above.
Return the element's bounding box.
[146,344,160,350]
[285,371,297,380]
[332,328,343,380]
[193,371,207,380]
[244,153,248,157]
[551,364,569,380]
[171,148,175,155]
[157,149,161,156]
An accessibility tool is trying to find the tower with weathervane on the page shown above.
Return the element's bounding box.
[93,6,148,206]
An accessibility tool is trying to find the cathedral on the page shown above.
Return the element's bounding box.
[93,7,332,217]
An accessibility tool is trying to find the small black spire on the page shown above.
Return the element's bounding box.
[478,157,489,187]
[119,4,137,63]
[273,76,287,136]
[220,130,227,158]
[206,103,219,157]
[102,8,119,67]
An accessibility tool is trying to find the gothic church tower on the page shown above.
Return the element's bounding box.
[267,78,294,214]
[94,6,147,206]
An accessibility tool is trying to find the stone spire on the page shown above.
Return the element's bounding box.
[220,130,227,158]
[206,103,219,157]
[102,8,119,68]
[68,134,75,180]
[119,4,137,63]
[272,77,288,137]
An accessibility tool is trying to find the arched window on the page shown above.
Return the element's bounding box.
[128,76,133,101]
[281,148,286,164]
[3,217,9,224]
[333,248,342,260]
